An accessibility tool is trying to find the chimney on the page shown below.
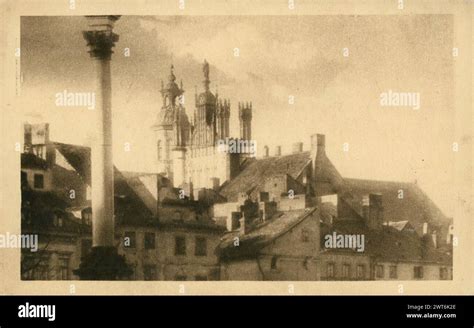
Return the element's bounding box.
[228,212,241,231]
[361,195,369,220]
[292,142,303,153]
[263,145,269,157]
[239,217,246,235]
[210,177,220,191]
[310,133,325,173]
[317,134,325,155]
[23,123,32,153]
[274,145,281,156]
[368,193,383,230]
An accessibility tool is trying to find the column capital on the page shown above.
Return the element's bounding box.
[83,30,119,60]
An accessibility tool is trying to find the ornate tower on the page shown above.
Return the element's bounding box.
[239,101,252,141]
[192,60,218,147]
[152,65,189,181]
[217,99,230,140]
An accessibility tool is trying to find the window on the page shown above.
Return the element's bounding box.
[157,141,162,160]
[414,266,424,279]
[175,236,186,255]
[175,275,187,281]
[195,275,208,281]
[342,264,350,279]
[173,211,183,222]
[356,264,366,279]
[389,265,398,279]
[375,265,384,279]
[81,239,92,258]
[271,256,278,270]
[82,211,92,226]
[53,214,63,227]
[124,231,136,248]
[439,267,448,280]
[143,265,157,280]
[301,229,310,242]
[22,255,50,280]
[144,232,155,250]
[33,173,44,189]
[327,263,335,278]
[58,256,69,280]
[21,171,28,189]
[35,264,50,280]
[195,237,207,256]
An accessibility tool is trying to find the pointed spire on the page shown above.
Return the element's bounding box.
[203,59,210,91]
[168,64,176,82]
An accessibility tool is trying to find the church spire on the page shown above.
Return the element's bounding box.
[160,64,183,108]
[169,64,176,82]
[203,59,210,91]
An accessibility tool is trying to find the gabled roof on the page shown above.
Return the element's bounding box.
[53,142,91,184]
[24,142,156,219]
[217,207,318,260]
[219,152,312,201]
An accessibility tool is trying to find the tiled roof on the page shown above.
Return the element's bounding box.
[53,142,91,184]
[219,152,312,201]
[340,178,450,236]
[21,153,49,170]
[321,221,452,265]
[217,207,318,259]
[218,148,449,238]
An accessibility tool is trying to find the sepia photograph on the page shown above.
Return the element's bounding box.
[18,14,457,282]
[0,0,472,325]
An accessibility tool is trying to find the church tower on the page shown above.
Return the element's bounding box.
[239,101,252,141]
[191,60,218,148]
[217,99,230,140]
[152,65,189,183]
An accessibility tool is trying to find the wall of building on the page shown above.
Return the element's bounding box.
[22,168,53,191]
[319,252,371,280]
[375,261,453,281]
[278,195,307,211]
[21,234,84,281]
[117,226,221,281]
[220,259,262,281]
[188,147,231,190]
[222,209,320,281]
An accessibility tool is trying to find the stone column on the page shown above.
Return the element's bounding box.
[83,15,119,247]
[75,16,131,280]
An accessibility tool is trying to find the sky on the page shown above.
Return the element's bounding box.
[20,15,455,216]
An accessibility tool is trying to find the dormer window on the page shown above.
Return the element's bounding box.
[33,173,44,189]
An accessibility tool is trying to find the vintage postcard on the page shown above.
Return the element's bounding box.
[0,0,472,296]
